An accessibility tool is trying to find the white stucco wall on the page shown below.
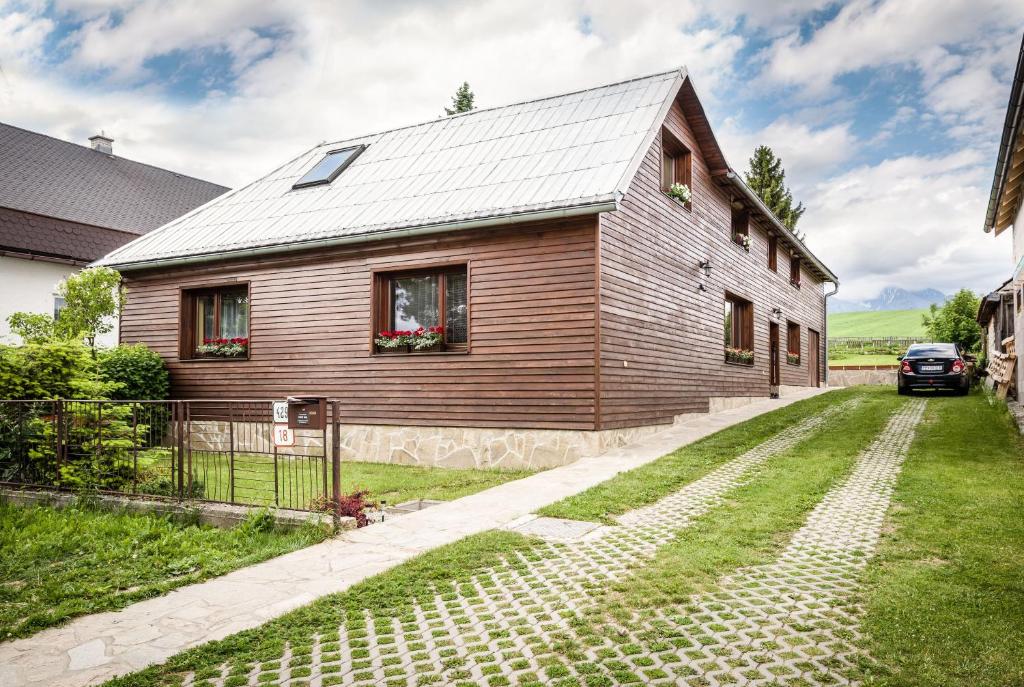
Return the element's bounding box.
[1,256,118,347]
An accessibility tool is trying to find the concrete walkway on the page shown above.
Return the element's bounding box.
[0,388,832,687]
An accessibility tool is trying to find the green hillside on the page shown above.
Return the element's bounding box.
[827,309,929,338]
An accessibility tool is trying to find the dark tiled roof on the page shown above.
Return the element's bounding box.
[0,122,228,235]
[0,206,136,263]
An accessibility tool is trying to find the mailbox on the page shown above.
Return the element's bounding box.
[286,396,327,430]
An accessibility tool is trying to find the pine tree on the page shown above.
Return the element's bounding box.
[445,82,476,115]
[744,145,806,236]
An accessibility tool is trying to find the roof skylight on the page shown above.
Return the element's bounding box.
[292,145,365,189]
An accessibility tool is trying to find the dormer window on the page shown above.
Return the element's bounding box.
[292,145,365,189]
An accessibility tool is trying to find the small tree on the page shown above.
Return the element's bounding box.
[445,82,476,115]
[7,312,56,344]
[922,289,982,353]
[744,145,806,235]
[55,267,124,355]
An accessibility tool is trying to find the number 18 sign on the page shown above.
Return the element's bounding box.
[272,424,294,447]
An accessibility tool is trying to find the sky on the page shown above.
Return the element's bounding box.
[0,0,1021,302]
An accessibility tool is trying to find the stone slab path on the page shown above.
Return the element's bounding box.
[153,396,919,687]
[0,388,832,687]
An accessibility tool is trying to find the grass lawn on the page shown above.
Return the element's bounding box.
[856,390,1024,686]
[827,309,928,337]
[0,501,327,641]
[539,386,862,523]
[152,451,535,511]
[829,352,901,366]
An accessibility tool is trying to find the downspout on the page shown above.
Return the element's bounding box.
[824,280,839,386]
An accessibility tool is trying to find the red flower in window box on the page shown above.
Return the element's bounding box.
[196,336,248,358]
[374,325,445,354]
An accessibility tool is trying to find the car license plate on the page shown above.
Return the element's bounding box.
[920,365,943,372]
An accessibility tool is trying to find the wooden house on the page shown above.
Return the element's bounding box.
[99,68,838,468]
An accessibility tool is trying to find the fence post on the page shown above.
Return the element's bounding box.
[331,400,341,524]
[176,400,185,500]
[54,399,63,488]
[228,403,235,504]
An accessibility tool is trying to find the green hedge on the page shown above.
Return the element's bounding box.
[0,342,168,401]
[98,344,170,400]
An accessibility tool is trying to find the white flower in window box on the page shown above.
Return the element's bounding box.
[667,182,691,204]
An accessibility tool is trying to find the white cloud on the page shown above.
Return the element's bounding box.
[718,118,858,192]
[802,150,1013,300]
[1,0,745,188]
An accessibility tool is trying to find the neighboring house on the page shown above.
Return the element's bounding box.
[0,123,227,345]
[99,68,838,468]
[983,33,1024,397]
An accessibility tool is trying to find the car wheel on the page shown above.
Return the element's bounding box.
[954,386,969,396]
[897,386,909,396]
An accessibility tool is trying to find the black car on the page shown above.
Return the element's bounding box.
[897,343,971,395]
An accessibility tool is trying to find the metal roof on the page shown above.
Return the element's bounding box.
[97,67,836,286]
[98,69,683,268]
[0,122,228,235]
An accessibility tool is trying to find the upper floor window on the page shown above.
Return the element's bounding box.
[181,285,250,360]
[790,256,802,287]
[661,128,692,209]
[724,293,754,365]
[374,265,468,353]
[768,235,778,272]
[731,207,750,251]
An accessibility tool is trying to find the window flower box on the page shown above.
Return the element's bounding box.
[787,353,801,365]
[725,347,754,365]
[667,182,691,204]
[196,337,249,358]
[733,233,751,252]
[375,326,445,354]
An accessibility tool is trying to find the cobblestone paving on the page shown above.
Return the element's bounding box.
[180,399,873,687]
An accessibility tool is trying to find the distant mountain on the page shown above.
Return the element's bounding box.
[830,287,947,313]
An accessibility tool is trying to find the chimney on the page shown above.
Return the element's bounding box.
[88,132,113,155]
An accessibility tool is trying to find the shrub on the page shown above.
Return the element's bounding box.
[310,490,376,527]
[98,344,170,400]
[6,312,56,344]
[0,341,97,399]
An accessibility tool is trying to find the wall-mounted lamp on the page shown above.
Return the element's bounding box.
[771,306,783,321]
[697,258,712,292]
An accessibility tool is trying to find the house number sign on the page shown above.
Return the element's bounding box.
[272,401,294,447]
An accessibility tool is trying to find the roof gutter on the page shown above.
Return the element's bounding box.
[101,199,619,272]
[823,281,839,387]
[984,33,1024,233]
[722,170,839,285]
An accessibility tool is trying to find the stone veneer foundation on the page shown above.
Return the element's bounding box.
[187,416,695,470]
[185,387,819,470]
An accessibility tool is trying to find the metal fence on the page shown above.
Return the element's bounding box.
[0,399,338,512]
[828,336,929,352]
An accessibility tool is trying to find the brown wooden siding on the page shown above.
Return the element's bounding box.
[597,99,826,429]
[119,218,598,429]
